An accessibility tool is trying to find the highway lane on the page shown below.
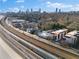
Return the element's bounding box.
[0,45,11,59]
[0,37,23,59]
[0,16,11,59]
[0,16,23,59]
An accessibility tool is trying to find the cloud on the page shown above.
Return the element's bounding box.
[0,0,7,2]
[3,0,7,2]
[6,7,20,12]
[38,0,46,1]
[16,0,25,3]
[20,6,24,9]
[20,6,26,11]
[71,4,79,11]
[46,1,79,11]
[0,10,2,12]
[46,2,72,8]
[5,6,25,12]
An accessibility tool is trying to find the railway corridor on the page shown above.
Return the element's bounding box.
[0,15,23,59]
[0,15,79,59]
[0,23,43,59]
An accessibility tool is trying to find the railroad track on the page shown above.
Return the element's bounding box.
[3,17,62,59]
[0,17,43,59]
[1,23,58,59]
[1,16,79,59]
[0,16,59,59]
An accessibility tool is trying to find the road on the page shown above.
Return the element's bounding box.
[0,15,23,59]
[0,37,23,59]
[0,45,11,59]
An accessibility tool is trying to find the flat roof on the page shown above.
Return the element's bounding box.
[51,29,68,34]
[65,30,77,38]
[65,34,76,38]
[12,19,25,22]
[66,30,77,36]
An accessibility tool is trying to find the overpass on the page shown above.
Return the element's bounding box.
[0,15,79,59]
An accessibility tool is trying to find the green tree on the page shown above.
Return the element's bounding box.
[67,22,79,31]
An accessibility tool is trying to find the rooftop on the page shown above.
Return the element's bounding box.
[51,29,68,34]
[65,34,76,38]
[65,30,77,38]
[12,19,25,23]
[66,30,77,36]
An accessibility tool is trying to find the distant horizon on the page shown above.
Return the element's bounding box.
[1,8,79,13]
[2,9,79,13]
[0,0,79,12]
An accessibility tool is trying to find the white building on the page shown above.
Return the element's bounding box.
[12,19,25,23]
[64,30,78,45]
[51,29,68,41]
[37,31,53,39]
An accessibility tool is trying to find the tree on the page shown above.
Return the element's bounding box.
[67,22,79,31]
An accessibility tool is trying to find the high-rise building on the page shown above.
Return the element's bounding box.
[56,8,58,13]
[59,9,61,13]
[26,9,29,12]
[31,8,33,12]
[39,8,41,13]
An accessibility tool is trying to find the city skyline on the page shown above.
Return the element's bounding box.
[0,0,79,12]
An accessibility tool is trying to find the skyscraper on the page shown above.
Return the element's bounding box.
[31,8,33,12]
[56,8,58,13]
[59,9,61,13]
[39,8,41,13]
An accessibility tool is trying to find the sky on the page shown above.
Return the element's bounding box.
[0,0,79,12]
